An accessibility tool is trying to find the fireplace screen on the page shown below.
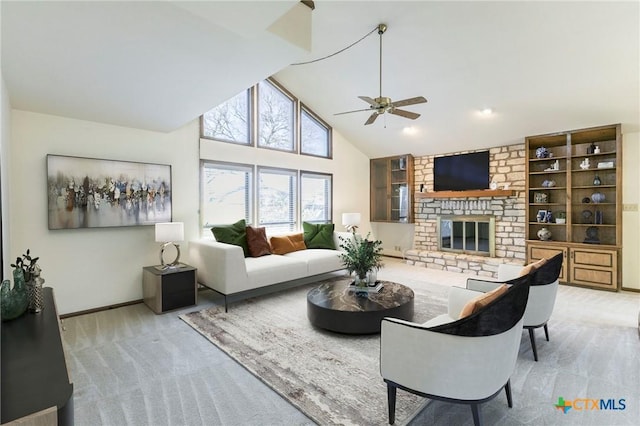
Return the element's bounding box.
[438,215,495,257]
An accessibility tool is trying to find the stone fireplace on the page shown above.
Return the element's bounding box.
[438,215,495,257]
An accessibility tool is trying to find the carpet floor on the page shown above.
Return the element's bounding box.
[181,270,640,426]
[180,276,449,425]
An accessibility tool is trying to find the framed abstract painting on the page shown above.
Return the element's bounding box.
[47,154,172,229]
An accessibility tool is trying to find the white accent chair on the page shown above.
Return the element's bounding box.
[466,253,563,361]
[380,275,531,426]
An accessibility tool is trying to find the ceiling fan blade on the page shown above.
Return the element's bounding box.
[358,96,378,106]
[391,96,428,108]
[364,112,380,125]
[389,108,420,120]
[334,108,374,116]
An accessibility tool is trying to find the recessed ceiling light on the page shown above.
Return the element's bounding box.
[480,108,493,115]
[402,126,417,135]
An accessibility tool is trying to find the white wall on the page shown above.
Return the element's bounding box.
[10,111,199,314]
[1,73,11,276]
[622,131,639,290]
[9,111,370,314]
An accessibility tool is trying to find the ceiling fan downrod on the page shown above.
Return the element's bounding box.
[378,23,387,100]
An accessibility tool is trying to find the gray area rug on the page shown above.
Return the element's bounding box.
[180,277,449,425]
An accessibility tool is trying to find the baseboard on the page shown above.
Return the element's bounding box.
[60,299,143,319]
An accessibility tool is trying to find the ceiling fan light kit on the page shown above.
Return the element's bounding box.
[335,23,427,125]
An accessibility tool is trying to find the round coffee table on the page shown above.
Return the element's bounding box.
[306,279,414,334]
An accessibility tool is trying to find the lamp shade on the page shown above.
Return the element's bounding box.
[342,213,361,227]
[155,222,184,242]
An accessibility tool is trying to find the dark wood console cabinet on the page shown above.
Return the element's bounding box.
[1,288,74,425]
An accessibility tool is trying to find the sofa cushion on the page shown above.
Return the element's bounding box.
[270,233,306,255]
[303,222,336,249]
[246,226,271,257]
[458,284,509,319]
[211,219,249,257]
[284,249,343,276]
[245,255,308,289]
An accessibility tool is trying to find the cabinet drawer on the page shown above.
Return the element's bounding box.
[527,244,568,282]
[162,290,196,312]
[569,248,617,289]
[161,270,195,294]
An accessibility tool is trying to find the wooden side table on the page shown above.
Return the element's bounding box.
[143,264,197,314]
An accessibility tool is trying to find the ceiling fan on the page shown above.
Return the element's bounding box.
[335,23,427,125]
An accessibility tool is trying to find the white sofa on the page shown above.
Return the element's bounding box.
[187,231,352,309]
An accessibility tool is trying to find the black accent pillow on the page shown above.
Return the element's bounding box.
[211,219,249,257]
[303,222,336,249]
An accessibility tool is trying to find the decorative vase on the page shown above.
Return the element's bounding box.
[26,277,44,313]
[366,270,378,286]
[537,227,552,241]
[593,175,601,186]
[535,147,549,159]
[1,269,29,321]
[354,275,369,297]
[591,192,605,203]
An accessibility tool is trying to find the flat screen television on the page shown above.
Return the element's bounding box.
[434,151,490,191]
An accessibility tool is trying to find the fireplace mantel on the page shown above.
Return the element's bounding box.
[415,189,515,199]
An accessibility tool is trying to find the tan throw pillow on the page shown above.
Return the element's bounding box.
[518,258,547,277]
[270,233,307,255]
[459,284,509,319]
[246,226,271,257]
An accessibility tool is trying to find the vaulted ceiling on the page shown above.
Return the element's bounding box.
[3,1,639,158]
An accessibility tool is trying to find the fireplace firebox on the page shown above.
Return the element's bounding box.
[437,215,495,257]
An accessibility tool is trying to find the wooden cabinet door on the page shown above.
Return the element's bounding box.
[569,247,617,289]
[527,243,568,282]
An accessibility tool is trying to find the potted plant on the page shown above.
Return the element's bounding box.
[338,232,383,287]
[555,212,566,224]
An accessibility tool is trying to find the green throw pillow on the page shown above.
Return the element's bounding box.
[211,219,249,257]
[303,222,335,249]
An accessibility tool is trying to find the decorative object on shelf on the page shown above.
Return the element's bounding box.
[535,147,550,159]
[544,160,560,171]
[555,212,566,224]
[534,192,549,203]
[503,182,510,190]
[579,158,590,169]
[537,210,547,223]
[1,268,29,321]
[595,210,604,225]
[591,192,605,203]
[587,142,596,154]
[584,226,600,244]
[597,161,614,169]
[581,197,591,203]
[545,211,553,223]
[338,232,383,294]
[11,249,44,314]
[541,179,556,188]
[419,183,424,192]
[593,175,601,186]
[594,146,601,154]
[537,227,552,241]
[582,209,593,224]
[155,222,185,269]
[489,181,498,190]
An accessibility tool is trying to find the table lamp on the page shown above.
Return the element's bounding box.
[155,222,184,269]
[342,213,361,233]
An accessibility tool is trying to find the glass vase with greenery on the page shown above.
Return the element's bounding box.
[339,233,383,286]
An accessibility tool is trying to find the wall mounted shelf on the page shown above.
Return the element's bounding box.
[415,189,515,199]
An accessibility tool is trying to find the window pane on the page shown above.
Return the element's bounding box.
[258,168,297,233]
[201,90,250,144]
[301,172,332,223]
[301,109,330,157]
[258,80,294,151]
[201,162,253,228]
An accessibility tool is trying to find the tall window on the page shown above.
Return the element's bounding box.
[201,89,251,145]
[201,162,253,228]
[301,106,331,158]
[301,172,332,223]
[258,167,297,233]
[200,78,331,158]
[257,80,295,152]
